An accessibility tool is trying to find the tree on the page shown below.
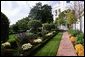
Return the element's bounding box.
[28,2,42,20]
[12,24,19,33]
[41,4,53,23]
[65,9,77,29]
[68,1,84,31]
[28,2,53,23]
[1,12,9,43]
[9,17,29,34]
[55,10,66,26]
[27,20,42,33]
[55,9,77,29]
[16,17,29,32]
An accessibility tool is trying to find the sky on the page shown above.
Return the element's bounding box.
[1,1,59,25]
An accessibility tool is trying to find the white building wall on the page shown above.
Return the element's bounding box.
[52,1,74,21]
[73,16,84,33]
[52,1,84,32]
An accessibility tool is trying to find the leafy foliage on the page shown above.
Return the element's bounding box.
[1,12,9,42]
[26,32,38,39]
[9,17,29,34]
[27,20,42,33]
[68,29,84,45]
[55,9,77,29]
[16,17,29,32]
[28,2,53,23]
[68,29,80,36]
[65,10,77,28]
[8,34,18,48]
[76,33,84,45]
[42,23,55,32]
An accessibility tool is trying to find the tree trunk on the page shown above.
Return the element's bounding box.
[75,23,76,30]
[67,24,70,30]
[80,18,82,32]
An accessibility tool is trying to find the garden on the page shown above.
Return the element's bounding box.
[1,1,84,56]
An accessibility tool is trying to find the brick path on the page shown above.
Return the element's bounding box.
[57,32,77,56]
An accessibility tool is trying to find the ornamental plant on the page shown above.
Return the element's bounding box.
[33,38,42,43]
[21,43,32,51]
[75,44,84,56]
[27,20,42,33]
[2,42,11,48]
[45,32,53,36]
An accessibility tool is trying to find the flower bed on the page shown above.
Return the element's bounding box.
[1,30,57,56]
[68,29,84,56]
[23,31,57,56]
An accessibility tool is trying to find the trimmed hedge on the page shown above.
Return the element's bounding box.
[1,12,9,43]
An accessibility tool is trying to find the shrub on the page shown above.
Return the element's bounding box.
[2,42,11,48]
[33,38,42,43]
[76,33,84,45]
[21,43,32,51]
[69,36,76,44]
[75,44,84,56]
[49,23,56,30]
[42,23,51,31]
[45,32,53,37]
[27,20,42,33]
[16,17,29,32]
[26,32,38,39]
[42,23,56,32]
[68,29,80,36]
[1,12,9,43]
[8,34,18,48]
[16,32,28,45]
[8,34,17,42]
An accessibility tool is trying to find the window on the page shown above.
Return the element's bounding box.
[66,1,70,3]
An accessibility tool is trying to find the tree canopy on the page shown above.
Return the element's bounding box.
[9,17,29,34]
[28,2,53,23]
[55,9,77,29]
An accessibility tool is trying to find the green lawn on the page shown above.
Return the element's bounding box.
[34,32,62,56]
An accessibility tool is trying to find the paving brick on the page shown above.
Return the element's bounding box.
[57,32,77,56]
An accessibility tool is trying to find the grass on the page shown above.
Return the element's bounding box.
[33,32,62,56]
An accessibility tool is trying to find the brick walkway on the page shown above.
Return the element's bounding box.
[57,32,77,56]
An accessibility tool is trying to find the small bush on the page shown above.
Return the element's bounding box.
[75,44,84,56]
[42,23,50,31]
[21,43,32,51]
[27,20,42,33]
[2,42,11,49]
[33,38,42,43]
[26,32,38,39]
[8,34,18,48]
[42,23,56,32]
[76,33,84,45]
[68,29,80,36]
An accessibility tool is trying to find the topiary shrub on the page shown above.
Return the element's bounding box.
[1,12,9,43]
[42,23,56,32]
[27,20,42,33]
